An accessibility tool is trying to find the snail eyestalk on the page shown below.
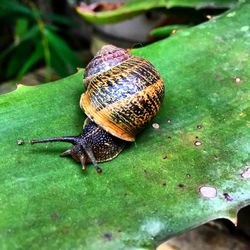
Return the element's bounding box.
[30,134,102,174]
[30,136,79,145]
[82,144,102,173]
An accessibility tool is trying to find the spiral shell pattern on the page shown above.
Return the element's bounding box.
[80,45,164,141]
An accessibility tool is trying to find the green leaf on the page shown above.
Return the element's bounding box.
[16,42,44,79]
[41,12,77,26]
[5,41,36,79]
[76,0,237,24]
[165,0,237,8]
[15,18,29,39]
[150,24,190,38]
[0,0,37,19]
[45,29,82,76]
[0,26,39,61]
[0,2,250,249]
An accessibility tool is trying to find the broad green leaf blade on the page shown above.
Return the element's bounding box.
[0,2,250,250]
[165,0,237,8]
[150,24,190,38]
[76,0,237,24]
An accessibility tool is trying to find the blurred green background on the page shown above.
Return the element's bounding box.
[0,0,235,91]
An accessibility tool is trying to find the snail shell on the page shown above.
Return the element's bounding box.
[80,45,164,141]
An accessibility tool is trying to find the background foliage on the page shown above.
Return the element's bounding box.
[0,0,82,83]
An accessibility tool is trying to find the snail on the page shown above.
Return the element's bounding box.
[30,45,164,173]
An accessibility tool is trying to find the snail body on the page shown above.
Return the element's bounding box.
[31,45,164,173]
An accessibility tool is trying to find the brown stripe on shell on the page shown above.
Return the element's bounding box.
[84,45,131,87]
[81,48,165,141]
[84,56,162,113]
[107,79,164,138]
[80,78,164,141]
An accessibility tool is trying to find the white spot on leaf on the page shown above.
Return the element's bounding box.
[199,185,217,198]
[152,123,160,129]
[241,166,250,179]
[240,26,249,32]
[194,140,202,147]
[141,219,165,237]
[235,77,241,84]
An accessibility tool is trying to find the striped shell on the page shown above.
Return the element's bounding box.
[80,45,164,142]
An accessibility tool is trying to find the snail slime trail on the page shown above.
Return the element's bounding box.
[31,45,165,173]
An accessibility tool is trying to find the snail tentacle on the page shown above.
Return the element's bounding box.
[60,149,72,157]
[81,144,102,173]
